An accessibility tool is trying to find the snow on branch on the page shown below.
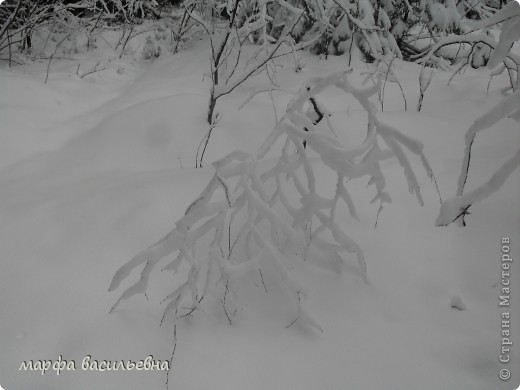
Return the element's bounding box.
[436,89,520,227]
[418,33,520,77]
[436,7,520,227]
[471,1,520,32]
[417,6,520,98]
[436,149,520,227]
[109,71,433,331]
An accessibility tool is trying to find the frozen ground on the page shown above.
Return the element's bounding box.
[0,38,519,390]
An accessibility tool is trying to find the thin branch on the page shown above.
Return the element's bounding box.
[44,53,53,84]
[222,281,232,325]
[165,323,177,390]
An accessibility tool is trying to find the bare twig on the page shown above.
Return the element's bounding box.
[7,27,12,67]
[166,323,177,390]
[44,31,73,84]
[34,19,57,60]
[79,60,108,78]
[259,269,268,293]
[87,8,104,49]
[119,24,135,58]
[44,53,54,84]
[195,117,219,168]
[222,281,232,325]
[417,68,433,112]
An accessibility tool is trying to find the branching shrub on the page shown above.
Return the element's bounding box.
[109,70,434,331]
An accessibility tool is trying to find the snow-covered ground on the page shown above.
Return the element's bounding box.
[0,37,519,390]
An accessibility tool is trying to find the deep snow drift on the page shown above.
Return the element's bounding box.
[0,40,519,390]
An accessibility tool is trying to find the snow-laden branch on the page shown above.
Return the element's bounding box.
[419,33,520,70]
[110,71,433,331]
[471,1,520,32]
[458,90,520,195]
[436,149,520,227]
[435,8,520,227]
[436,89,520,226]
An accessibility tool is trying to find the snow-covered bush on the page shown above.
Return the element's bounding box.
[0,1,58,58]
[458,0,506,21]
[422,0,461,33]
[305,0,475,62]
[417,1,519,112]
[436,2,520,226]
[0,0,162,62]
[142,34,161,59]
[97,0,160,21]
[109,70,434,331]
[306,0,405,61]
[0,0,104,65]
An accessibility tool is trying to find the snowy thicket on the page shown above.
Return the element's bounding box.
[0,0,166,67]
[176,0,510,73]
[109,70,434,330]
[308,0,473,61]
[436,2,520,226]
[1,0,511,71]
